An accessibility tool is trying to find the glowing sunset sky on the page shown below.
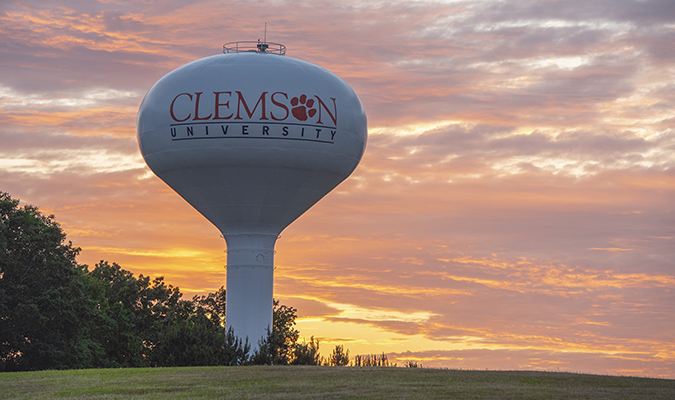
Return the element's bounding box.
[1,0,674,378]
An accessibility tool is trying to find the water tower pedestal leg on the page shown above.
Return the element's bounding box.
[224,233,277,349]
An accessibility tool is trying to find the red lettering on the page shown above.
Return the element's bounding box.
[193,92,212,121]
[235,91,268,120]
[213,91,233,120]
[315,96,338,126]
[270,92,289,121]
[170,93,192,122]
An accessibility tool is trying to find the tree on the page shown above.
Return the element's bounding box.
[149,285,249,367]
[221,327,251,366]
[0,191,294,370]
[150,305,222,367]
[87,263,249,368]
[0,192,103,371]
[291,336,322,365]
[85,260,184,367]
[352,352,395,367]
[270,299,300,364]
[192,286,227,328]
[150,292,249,367]
[328,345,350,366]
[250,299,300,365]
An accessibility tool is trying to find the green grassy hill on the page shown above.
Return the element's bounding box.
[1,365,673,399]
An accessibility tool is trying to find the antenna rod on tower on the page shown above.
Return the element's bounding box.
[264,22,267,43]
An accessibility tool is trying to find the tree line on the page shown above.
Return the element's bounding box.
[1,191,328,371]
[1,191,414,372]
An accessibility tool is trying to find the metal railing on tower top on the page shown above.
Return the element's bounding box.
[223,41,286,55]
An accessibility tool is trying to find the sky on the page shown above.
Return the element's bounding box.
[1,0,674,378]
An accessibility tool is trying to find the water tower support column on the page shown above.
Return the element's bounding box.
[224,233,277,348]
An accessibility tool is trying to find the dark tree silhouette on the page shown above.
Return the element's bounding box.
[0,192,102,371]
[0,191,317,370]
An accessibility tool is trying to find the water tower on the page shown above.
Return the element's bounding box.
[136,41,367,346]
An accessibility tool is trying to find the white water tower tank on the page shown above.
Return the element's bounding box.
[136,41,367,347]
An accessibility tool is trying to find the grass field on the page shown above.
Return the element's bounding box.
[1,366,674,399]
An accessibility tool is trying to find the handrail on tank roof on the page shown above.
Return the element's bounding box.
[223,41,286,55]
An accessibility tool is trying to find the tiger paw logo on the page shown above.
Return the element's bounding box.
[291,94,316,121]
